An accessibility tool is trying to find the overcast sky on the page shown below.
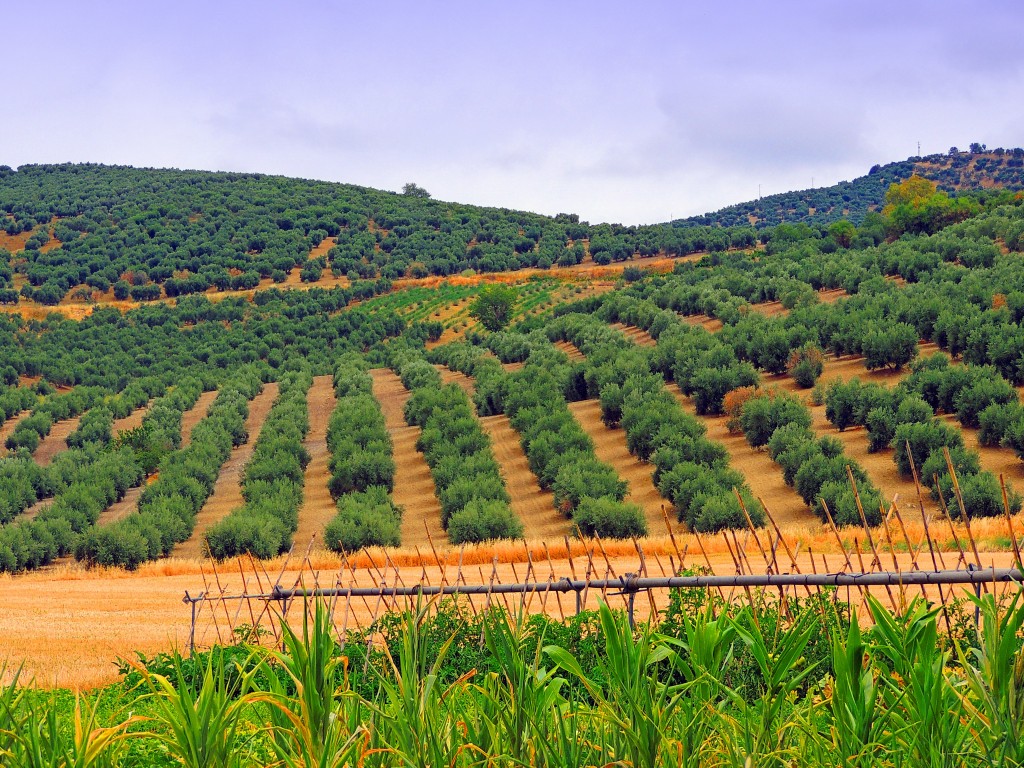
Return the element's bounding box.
[3,1,1022,224]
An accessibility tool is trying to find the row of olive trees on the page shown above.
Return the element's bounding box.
[0,379,205,572]
[435,335,646,537]
[4,386,107,453]
[823,356,1023,518]
[323,356,401,552]
[736,387,884,527]
[205,370,313,559]
[547,311,764,533]
[391,345,522,544]
[496,341,640,538]
[0,384,36,429]
[0,380,163,525]
[76,368,266,569]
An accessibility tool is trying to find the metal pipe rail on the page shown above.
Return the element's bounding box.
[218,566,1021,602]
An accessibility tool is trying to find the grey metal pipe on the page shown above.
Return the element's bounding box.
[197,567,1021,603]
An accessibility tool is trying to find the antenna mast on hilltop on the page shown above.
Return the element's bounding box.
[917,140,921,157]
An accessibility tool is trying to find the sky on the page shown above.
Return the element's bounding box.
[3,1,1023,224]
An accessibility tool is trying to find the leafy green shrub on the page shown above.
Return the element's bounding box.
[892,420,963,477]
[447,498,523,543]
[739,390,811,448]
[573,497,647,538]
[324,487,402,551]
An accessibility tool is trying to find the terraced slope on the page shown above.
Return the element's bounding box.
[369,368,446,548]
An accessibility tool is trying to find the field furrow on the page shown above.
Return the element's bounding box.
[748,300,788,318]
[553,340,585,361]
[369,368,446,548]
[111,401,152,435]
[180,389,219,447]
[174,382,280,558]
[33,416,83,467]
[665,383,813,527]
[436,365,568,540]
[610,322,656,347]
[682,313,724,332]
[567,398,672,533]
[293,375,338,551]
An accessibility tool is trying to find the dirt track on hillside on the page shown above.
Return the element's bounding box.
[293,375,338,551]
[369,369,446,549]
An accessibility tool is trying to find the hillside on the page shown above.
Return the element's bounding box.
[1,180,1024,576]
[677,147,1024,229]
[0,163,727,306]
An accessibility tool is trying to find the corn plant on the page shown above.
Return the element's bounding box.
[364,598,469,768]
[545,601,685,768]
[137,648,261,768]
[253,599,370,768]
[5,693,138,768]
[867,595,970,767]
[956,590,1024,767]
[0,664,28,762]
[718,605,819,767]
[463,608,566,765]
[827,615,892,767]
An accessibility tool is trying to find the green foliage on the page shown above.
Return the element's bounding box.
[739,389,811,448]
[446,498,523,543]
[469,285,519,332]
[324,487,402,551]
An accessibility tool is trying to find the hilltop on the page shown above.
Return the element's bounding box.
[676,147,1024,229]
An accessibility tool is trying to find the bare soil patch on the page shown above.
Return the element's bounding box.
[180,390,219,448]
[33,416,83,467]
[818,287,847,304]
[369,369,446,549]
[610,322,656,347]
[747,300,788,318]
[567,398,674,534]
[293,376,338,552]
[308,236,337,260]
[0,229,32,251]
[111,401,151,435]
[174,383,280,559]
